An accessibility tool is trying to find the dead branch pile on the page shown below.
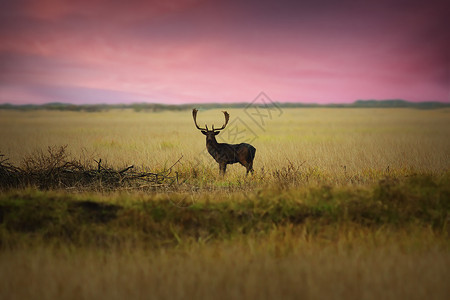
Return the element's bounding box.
[0,146,182,191]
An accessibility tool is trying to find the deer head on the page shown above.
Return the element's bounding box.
[192,108,229,141]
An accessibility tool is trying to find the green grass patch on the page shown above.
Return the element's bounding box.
[1,174,448,249]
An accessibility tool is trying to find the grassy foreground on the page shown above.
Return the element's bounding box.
[0,231,448,300]
[0,108,449,299]
[1,175,449,248]
[0,175,449,299]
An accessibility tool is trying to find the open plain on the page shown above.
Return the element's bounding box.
[0,108,449,299]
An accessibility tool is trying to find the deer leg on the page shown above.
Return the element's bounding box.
[246,162,254,175]
[240,160,253,176]
[219,163,227,175]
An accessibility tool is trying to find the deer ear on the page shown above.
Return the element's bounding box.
[201,130,208,135]
[214,131,220,135]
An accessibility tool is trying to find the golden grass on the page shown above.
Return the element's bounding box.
[1,227,448,300]
[1,108,449,299]
[1,108,449,178]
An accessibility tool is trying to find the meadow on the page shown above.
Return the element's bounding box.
[0,107,449,299]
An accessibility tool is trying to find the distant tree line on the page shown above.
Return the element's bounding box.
[0,99,448,112]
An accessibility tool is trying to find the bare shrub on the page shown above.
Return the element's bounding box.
[0,146,181,191]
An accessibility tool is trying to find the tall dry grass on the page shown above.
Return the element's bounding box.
[1,108,449,179]
[0,227,448,300]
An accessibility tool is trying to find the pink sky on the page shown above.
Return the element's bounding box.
[0,0,448,104]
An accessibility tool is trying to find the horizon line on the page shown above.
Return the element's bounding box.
[1,98,450,107]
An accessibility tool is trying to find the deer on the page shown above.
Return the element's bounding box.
[192,108,256,175]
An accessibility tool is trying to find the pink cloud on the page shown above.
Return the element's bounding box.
[0,0,448,104]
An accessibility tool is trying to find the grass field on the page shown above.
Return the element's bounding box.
[0,108,449,299]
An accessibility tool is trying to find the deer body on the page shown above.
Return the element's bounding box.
[193,109,256,175]
[206,137,256,174]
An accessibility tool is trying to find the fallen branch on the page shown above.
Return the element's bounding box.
[0,149,183,191]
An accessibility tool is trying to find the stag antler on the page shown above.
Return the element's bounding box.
[213,111,230,131]
[193,109,229,132]
[192,108,207,131]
